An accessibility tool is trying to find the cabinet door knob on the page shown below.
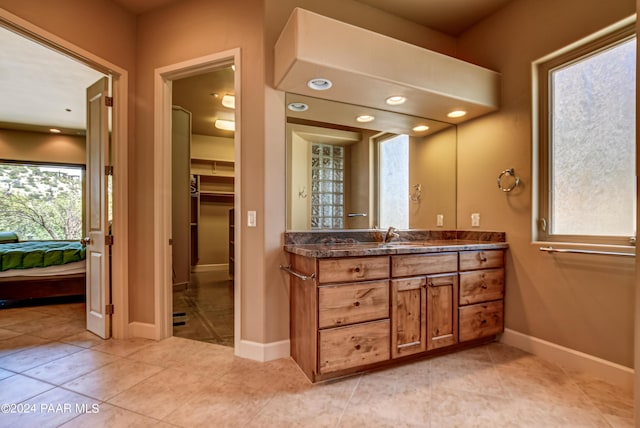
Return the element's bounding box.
[353,301,360,307]
[354,344,361,350]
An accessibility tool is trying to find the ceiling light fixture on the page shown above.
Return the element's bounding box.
[356,115,375,123]
[214,119,235,131]
[49,128,62,133]
[447,110,467,118]
[386,96,406,105]
[412,125,430,132]
[307,78,332,91]
[287,102,309,112]
[221,94,235,109]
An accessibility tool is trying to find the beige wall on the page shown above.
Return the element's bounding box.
[0,129,85,164]
[135,0,266,335]
[457,0,636,366]
[409,128,457,230]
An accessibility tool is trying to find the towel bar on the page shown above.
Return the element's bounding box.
[539,246,634,257]
[280,265,316,281]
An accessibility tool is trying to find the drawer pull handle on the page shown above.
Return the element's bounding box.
[480,255,488,262]
[480,319,487,325]
[354,266,361,273]
[354,301,360,307]
[480,281,488,289]
[354,344,361,350]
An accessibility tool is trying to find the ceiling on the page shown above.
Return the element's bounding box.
[0,0,511,137]
[111,0,512,36]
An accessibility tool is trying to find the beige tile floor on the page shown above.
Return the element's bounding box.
[0,302,634,427]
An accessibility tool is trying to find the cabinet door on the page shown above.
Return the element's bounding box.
[391,277,427,358]
[426,273,458,351]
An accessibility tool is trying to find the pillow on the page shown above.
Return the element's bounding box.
[0,232,18,244]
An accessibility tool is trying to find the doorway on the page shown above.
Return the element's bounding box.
[171,67,236,346]
[154,49,241,353]
[0,11,129,338]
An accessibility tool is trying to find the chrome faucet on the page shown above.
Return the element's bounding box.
[384,226,400,243]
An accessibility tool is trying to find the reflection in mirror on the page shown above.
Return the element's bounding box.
[286,94,456,231]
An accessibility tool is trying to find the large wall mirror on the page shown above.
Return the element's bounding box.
[286,94,457,231]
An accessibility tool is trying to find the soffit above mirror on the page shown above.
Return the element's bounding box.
[274,8,501,124]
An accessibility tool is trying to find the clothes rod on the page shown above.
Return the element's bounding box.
[539,246,634,257]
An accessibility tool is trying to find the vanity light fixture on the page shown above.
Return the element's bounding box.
[385,95,406,106]
[307,78,332,91]
[221,94,235,109]
[447,110,467,118]
[356,115,375,123]
[412,125,430,132]
[49,128,62,133]
[287,102,309,112]
[214,119,235,131]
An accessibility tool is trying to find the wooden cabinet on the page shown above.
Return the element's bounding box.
[391,277,427,358]
[289,247,506,382]
[458,250,505,342]
[426,273,458,350]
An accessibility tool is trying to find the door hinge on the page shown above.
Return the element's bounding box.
[105,165,113,176]
[105,304,114,315]
[105,96,113,107]
[105,235,114,246]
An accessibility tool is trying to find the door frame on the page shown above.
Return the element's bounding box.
[153,49,242,353]
[0,9,129,338]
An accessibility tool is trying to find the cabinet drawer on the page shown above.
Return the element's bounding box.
[319,280,389,328]
[391,252,457,277]
[319,320,390,374]
[318,257,389,284]
[459,250,504,271]
[459,269,504,305]
[459,300,504,342]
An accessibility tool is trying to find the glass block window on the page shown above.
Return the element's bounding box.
[310,144,344,229]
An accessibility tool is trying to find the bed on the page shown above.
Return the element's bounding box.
[0,233,86,302]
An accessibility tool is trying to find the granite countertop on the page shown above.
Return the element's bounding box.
[284,230,508,258]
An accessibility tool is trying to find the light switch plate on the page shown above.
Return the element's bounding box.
[436,214,444,227]
[471,213,480,227]
[247,210,257,227]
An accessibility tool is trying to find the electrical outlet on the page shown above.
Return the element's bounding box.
[247,210,257,227]
[471,213,480,227]
[436,214,444,227]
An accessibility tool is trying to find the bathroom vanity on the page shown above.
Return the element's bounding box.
[284,231,507,382]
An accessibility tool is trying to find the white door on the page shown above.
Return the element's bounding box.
[84,77,111,339]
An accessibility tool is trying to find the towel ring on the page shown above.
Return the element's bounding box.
[497,168,520,192]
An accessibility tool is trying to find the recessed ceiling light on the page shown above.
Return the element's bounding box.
[214,119,235,131]
[386,96,406,105]
[49,128,62,133]
[221,94,235,109]
[356,115,375,123]
[412,125,430,132]
[307,78,332,91]
[447,110,467,118]
[287,102,309,112]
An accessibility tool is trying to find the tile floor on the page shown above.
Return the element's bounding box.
[173,271,234,347]
[0,301,634,427]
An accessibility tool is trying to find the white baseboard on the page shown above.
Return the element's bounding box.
[128,321,158,340]
[191,263,229,273]
[500,328,634,392]
[237,339,290,362]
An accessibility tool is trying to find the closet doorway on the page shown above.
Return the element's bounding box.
[171,66,235,346]
[154,49,241,351]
